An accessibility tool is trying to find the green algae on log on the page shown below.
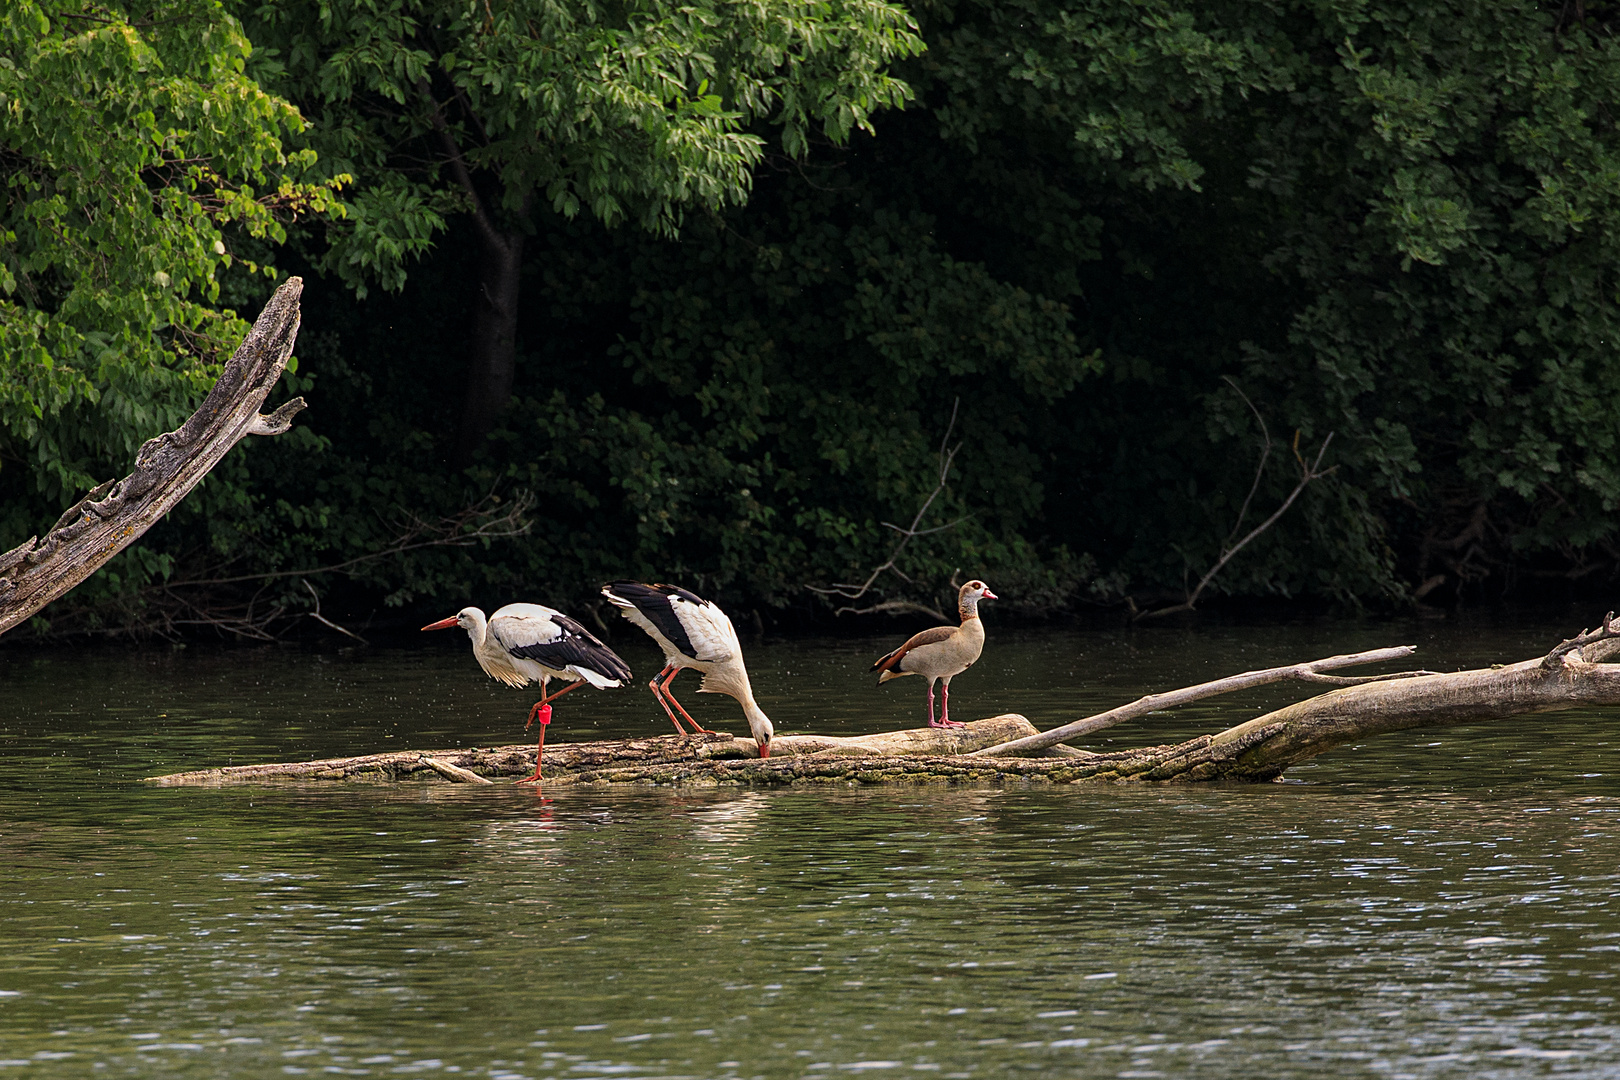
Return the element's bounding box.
[145,715,1058,786]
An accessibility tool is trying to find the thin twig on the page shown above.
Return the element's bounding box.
[831,599,951,621]
[1221,376,1271,551]
[1137,413,1337,620]
[165,491,532,589]
[807,400,967,608]
[303,580,368,644]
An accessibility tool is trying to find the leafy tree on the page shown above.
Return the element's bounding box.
[241,0,925,462]
[0,0,339,590]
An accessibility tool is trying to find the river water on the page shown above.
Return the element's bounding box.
[2,615,1618,1078]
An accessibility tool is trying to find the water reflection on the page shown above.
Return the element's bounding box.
[3,615,1620,1076]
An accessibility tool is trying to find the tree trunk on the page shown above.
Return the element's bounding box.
[0,279,306,637]
[454,228,524,465]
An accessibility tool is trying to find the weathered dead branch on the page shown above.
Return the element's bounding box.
[25,490,533,642]
[0,278,307,637]
[969,645,1435,758]
[146,716,1051,785]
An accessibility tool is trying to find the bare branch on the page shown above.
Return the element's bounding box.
[1221,376,1271,550]
[1136,412,1337,620]
[806,400,967,610]
[1543,611,1620,669]
[167,490,533,590]
[303,580,367,644]
[832,599,951,621]
[969,645,1423,757]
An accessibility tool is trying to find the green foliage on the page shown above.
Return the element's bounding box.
[240,0,924,295]
[25,0,1620,637]
[0,1,340,553]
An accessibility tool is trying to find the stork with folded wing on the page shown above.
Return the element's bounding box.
[422,603,632,781]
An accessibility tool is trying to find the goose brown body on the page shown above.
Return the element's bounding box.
[871,580,997,728]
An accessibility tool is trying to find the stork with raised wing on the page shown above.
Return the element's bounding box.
[599,581,774,757]
[871,580,997,728]
[421,603,632,781]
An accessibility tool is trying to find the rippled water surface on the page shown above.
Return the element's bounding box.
[3,614,1619,1077]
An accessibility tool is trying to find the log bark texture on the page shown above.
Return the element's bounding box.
[145,716,1052,785]
[0,278,307,636]
[1205,654,1620,780]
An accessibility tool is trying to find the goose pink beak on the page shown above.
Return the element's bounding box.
[982,589,998,600]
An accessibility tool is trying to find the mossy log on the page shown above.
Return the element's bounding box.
[146,623,1620,788]
[146,715,1056,786]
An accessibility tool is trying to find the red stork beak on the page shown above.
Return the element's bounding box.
[420,616,460,631]
[982,589,998,600]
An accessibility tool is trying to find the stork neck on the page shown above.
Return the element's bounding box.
[741,697,774,751]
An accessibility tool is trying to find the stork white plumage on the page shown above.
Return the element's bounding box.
[599,581,775,757]
[421,603,632,781]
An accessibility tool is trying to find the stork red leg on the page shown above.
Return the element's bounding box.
[649,666,689,735]
[660,668,718,735]
[528,678,583,725]
[520,703,552,783]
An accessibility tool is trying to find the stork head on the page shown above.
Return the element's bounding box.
[742,700,774,759]
[421,607,486,638]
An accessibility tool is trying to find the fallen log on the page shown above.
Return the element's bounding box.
[145,619,1620,788]
[145,715,1055,785]
[0,278,307,636]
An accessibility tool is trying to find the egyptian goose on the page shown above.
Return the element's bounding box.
[600,581,775,757]
[421,603,632,781]
[871,580,998,728]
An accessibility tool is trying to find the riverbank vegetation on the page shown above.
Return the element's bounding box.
[7,0,1620,640]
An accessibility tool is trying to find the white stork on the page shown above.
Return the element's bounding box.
[421,603,632,781]
[599,581,775,757]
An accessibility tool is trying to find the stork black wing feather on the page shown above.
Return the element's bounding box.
[508,615,632,683]
[601,579,701,659]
